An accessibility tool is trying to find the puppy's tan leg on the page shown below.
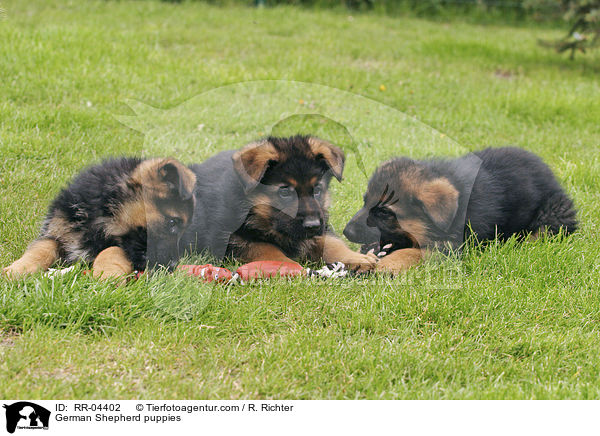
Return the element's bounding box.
[241,242,297,264]
[376,248,424,275]
[317,235,377,273]
[3,239,60,278]
[92,246,133,281]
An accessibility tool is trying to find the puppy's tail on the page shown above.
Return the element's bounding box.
[531,192,577,236]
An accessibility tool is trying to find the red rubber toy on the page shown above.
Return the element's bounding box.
[235,261,304,281]
[177,264,233,283]
[85,261,306,284]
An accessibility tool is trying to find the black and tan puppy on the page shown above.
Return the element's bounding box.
[3,157,196,280]
[344,147,577,274]
[181,135,377,271]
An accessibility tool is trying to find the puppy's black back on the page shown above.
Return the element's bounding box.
[42,157,144,262]
[470,147,575,238]
[47,157,142,225]
[429,147,576,241]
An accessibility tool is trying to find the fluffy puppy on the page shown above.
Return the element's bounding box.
[3,157,196,280]
[344,147,577,274]
[181,135,377,272]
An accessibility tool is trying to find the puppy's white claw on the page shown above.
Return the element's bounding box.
[377,251,387,257]
[383,244,392,250]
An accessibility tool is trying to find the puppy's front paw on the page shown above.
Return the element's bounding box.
[375,248,423,276]
[340,251,378,273]
[2,260,37,278]
[360,241,380,255]
[92,246,133,286]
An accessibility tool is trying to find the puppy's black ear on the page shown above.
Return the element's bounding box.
[418,178,459,231]
[158,159,196,200]
[232,140,279,192]
[307,137,345,181]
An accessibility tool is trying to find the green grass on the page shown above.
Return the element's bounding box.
[1,0,600,399]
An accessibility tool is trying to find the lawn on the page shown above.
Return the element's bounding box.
[1,0,600,399]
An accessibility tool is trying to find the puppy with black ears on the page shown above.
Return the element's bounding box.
[181,135,377,272]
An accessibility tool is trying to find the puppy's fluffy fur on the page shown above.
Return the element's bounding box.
[344,147,577,274]
[181,135,376,271]
[3,157,196,279]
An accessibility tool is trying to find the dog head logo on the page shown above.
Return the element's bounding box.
[3,402,50,434]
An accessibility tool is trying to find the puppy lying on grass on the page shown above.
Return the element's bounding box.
[344,147,577,275]
[181,135,377,272]
[3,157,196,280]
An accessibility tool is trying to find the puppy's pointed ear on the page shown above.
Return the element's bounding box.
[418,177,459,231]
[232,140,279,192]
[158,159,196,200]
[307,137,345,181]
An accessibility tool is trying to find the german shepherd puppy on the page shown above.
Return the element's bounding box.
[181,135,377,272]
[3,157,196,279]
[344,147,577,274]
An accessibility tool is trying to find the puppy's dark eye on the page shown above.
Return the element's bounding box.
[278,186,293,199]
[371,207,394,219]
[167,217,182,234]
[313,185,323,198]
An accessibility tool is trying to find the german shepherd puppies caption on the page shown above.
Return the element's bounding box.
[181,135,377,272]
[344,147,577,274]
[3,157,196,280]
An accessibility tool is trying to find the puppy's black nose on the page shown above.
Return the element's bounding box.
[303,217,321,230]
[343,224,357,242]
[344,211,380,244]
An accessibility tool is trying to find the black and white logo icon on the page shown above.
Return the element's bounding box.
[2,402,50,434]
